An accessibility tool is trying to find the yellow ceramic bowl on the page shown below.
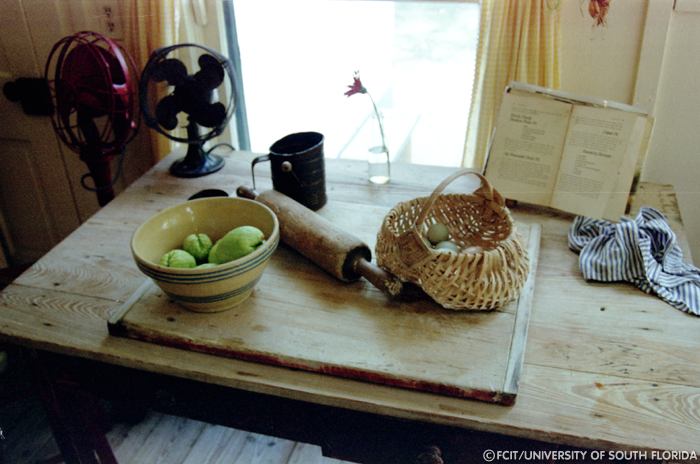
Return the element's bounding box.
[131,197,279,312]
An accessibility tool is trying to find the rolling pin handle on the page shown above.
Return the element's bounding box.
[353,257,404,297]
[236,185,258,200]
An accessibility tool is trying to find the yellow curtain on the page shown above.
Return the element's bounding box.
[463,0,561,169]
[125,0,181,162]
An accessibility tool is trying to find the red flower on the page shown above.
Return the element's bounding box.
[588,0,610,27]
[344,71,366,97]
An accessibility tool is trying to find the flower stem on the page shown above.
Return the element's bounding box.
[366,91,387,153]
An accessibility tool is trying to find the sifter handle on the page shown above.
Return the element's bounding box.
[236,185,258,200]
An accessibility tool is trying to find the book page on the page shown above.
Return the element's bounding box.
[484,92,573,206]
[601,116,652,220]
[551,106,641,218]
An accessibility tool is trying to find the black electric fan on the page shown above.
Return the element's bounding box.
[140,43,237,177]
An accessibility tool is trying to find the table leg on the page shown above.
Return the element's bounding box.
[415,446,444,464]
[30,350,117,464]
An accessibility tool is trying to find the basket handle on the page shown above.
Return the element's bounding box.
[413,169,506,228]
[393,170,506,269]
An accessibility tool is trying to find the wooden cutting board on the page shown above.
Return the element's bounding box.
[109,202,540,405]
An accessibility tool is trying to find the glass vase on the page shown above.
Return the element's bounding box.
[368,145,390,185]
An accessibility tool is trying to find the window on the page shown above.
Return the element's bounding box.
[227,0,479,167]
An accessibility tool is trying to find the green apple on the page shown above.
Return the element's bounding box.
[182,233,213,262]
[427,222,449,245]
[209,226,265,264]
[159,249,197,268]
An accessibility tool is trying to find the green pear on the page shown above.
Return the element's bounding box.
[209,226,265,264]
[182,233,213,262]
[159,249,197,268]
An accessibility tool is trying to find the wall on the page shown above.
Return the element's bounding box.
[560,0,647,104]
[558,0,699,263]
[642,8,700,263]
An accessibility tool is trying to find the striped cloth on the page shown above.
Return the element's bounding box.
[568,207,700,316]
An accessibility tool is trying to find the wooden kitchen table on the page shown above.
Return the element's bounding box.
[0,151,698,463]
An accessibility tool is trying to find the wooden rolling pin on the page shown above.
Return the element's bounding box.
[236,186,405,297]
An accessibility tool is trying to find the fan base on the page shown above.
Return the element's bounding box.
[169,153,225,178]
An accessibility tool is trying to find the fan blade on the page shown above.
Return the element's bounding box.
[190,101,226,128]
[62,44,121,117]
[194,54,224,90]
[96,46,126,85]
[152,58,187,86]
[156,95,181,130]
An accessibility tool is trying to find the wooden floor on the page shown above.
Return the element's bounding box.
[1,398,351,463]
[0,376,353,464]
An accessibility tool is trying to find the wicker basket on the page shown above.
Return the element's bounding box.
[375,170,529,310]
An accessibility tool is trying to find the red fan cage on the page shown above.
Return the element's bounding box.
[45,31,139,205]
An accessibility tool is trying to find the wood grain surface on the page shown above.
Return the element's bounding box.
[108,217,539,405]
[1,152,698,453]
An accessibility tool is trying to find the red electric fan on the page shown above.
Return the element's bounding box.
[45,31,139,206]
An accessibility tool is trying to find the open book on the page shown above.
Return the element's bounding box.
[483,82,653,220]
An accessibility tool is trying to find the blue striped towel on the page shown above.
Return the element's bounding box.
[568,207,700,316]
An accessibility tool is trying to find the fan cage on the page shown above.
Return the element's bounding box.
[44,31,139,157]
[139,43,237,145]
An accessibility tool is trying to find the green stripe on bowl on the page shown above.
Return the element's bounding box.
[163,276,261,304]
